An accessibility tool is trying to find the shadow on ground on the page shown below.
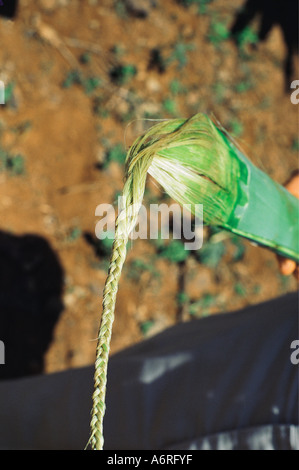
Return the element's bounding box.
[0,231,64,379]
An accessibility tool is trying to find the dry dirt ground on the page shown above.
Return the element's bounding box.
[0,0,298,379]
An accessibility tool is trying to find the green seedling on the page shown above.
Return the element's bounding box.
[212,82,227,104]
[62,70,101,95]
[84,77,102,95]
[197,240,226,268]
[227,119,244,137]
[207,19,230,46]
[177,291,190,305]
[235,79,254,93]
[62,70,82,88]
[67,226,82,242]
[234,26,259,54]
[11,121,32,135]
[162,98,177,116]
[189,293,214,317]
[114,0,127,18]
[79,52,92,64]
[139,320,155,336]
[159,239,189,263]
[103,144,126,168]
[234,282,247,296]
[109,64,137,85]
[292,137,299,152]
[127,258,160,281]
[92,96,110,118]
[169,79,187,95]
[0,149,25,175]
[4,81,16,107]
[178,0,213,14]
[169,42,194,69]
[230,236,246,261]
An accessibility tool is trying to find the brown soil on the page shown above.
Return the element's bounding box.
[0,0,298,378]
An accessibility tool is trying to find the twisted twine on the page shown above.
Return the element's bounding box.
[89,233,127,450]
[89,139,154,450]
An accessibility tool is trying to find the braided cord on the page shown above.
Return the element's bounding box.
[89,233,127,450]
[89,148,153,449]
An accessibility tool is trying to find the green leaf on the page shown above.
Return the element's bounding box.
[140,320,155,336]
[163,98,177,115]
[0,151,25,176]
[159,239,189,263]
[234,282,246,296]
[189,294,214,316]
[105,144,126,167]
[177,291,189,305]
[207,20,230,46]
[235,26,259,49]
[230,236,246,261]
[109,64,137,85]
[83,76,101,95]
[198,240,225,267]
[4,81,15,105]
[62,70,83,88]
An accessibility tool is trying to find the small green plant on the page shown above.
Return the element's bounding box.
[111,44,125,58]
[234,282,247,296]
[159,239,189,263]
[178,0,213,14]
[79,52,92,65]
[212,82,227,104]
[84,76,102,95]
[253,284,262,294]
[127,258,160,281]
[11,120,32,135]
[92,96,110,118]
[235,79,254,93]
[169,41,194,69]
[230,236,246,261]
[292,137,299,152]
[103,143,126,168]
[66,226,82,243]
[234,26,259,54]
[162,98,177,116]
[169,79,187,95]
[109,64,137,85]
[62,70,101,95]
[0,149,25,175]
[139,320,155,336]
[4,81,16,107]
[227,119,244,137]
[258,97,272,110]
[177,291,190,305]
[189,294,214,317]
[114,0,127,18]
[62,69,82,88]
[197,240,226,267]
[207,19,230,46]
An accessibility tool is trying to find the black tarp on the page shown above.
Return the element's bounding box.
[0,292,298,450]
